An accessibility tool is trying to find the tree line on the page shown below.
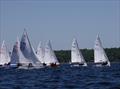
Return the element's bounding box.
[55,47,120,63]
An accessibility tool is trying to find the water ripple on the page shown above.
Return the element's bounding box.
[0,63,120,89]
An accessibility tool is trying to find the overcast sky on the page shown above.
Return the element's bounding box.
[0,0,120,50]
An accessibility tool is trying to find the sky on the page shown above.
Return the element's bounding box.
[0,0,120,50]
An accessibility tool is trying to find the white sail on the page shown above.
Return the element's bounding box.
[10,37,32,65]
[36,42,45,63]
[20,29,42,66]
[94,34,110,66]
[0,41,10,65]
[71,38,87,66]
[44,40,59,65]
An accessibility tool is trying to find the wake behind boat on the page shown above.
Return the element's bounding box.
[94,34,110,67]
[71,38,87,67]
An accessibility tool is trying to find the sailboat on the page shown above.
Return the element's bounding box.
[10,37,32,68]
[71,38,87,66]
[44,40,59,67]
[94,34,110,67]
[36,42,45,63]
[0,41,10,67]
[20,29,43,68]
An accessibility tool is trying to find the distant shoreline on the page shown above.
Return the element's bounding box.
[55,47,120,63]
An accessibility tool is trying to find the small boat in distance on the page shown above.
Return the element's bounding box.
[94,34,110,67]
[71,38,87,67]
[36,42,45,64]
[44,40,59,67]
[0,41,10,67]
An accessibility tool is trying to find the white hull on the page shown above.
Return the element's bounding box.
[70,62,87,67]
[94,61,110,67]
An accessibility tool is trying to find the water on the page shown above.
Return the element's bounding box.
[0,63,120,89]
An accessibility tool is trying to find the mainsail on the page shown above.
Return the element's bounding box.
[71,38,87,66]
[20,29,42,66]
[94,34,110,66]
[0,41,10,65]
[36,42,45,63]
[44,40,59,65]
[10,38,32,65]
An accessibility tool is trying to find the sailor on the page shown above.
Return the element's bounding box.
[28,63,33,68]
[43,63,46,66]
[102,62,107,65]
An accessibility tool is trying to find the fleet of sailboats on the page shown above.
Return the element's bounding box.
[0,30,111,68]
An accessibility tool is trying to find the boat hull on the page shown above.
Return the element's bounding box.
[94,62,110,67]
[70,62,87,67]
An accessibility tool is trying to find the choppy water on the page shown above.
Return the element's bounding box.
[0,63,120,89]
